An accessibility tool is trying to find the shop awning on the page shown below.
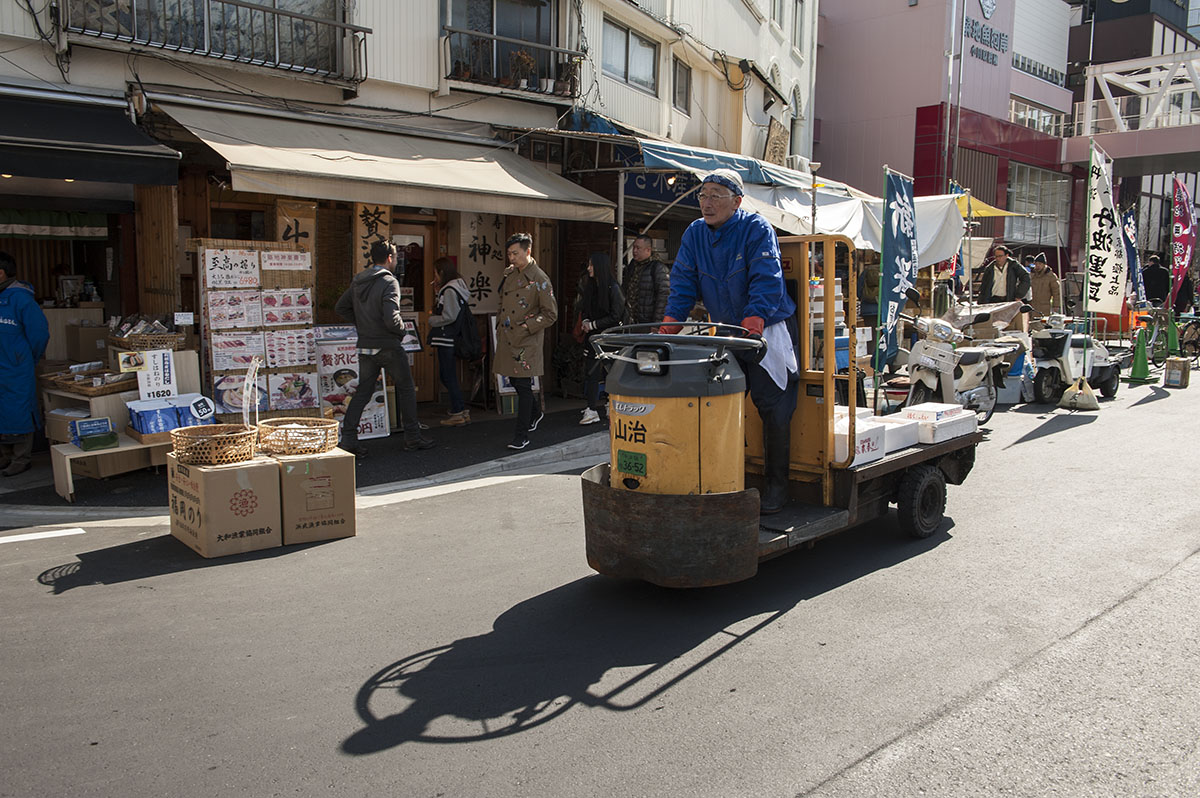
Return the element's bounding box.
[956,193,1022,218]
[158,103,615,224]
[0,96,180,185]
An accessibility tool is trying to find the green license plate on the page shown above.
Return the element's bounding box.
[616,449,647,477]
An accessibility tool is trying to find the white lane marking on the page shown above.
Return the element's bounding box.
[0,527,87,544]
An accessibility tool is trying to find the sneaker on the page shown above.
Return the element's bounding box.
[341,441,367,457]
[579,408,601,425]
[0,461,30,477]
[440,411,469,427]
[506,437,530,450]
[529,408,545,432]
[404,436,435,451]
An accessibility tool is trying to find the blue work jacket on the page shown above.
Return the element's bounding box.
[664,209,796,327]
[0,280,50,434]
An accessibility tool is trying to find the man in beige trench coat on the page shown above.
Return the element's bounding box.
[495,232,558,450]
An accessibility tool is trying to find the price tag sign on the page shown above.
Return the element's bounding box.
[189,395,215,421]
[174,312,195,326]
[136,349,179,400]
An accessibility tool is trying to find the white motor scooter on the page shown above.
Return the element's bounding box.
[1029,313,1122,402]
[895,291,1021,424]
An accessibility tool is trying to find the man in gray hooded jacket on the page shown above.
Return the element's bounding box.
[335,240,432,454]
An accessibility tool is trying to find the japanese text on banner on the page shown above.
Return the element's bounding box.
[1084,146,1127,315]
[876,171,918,368]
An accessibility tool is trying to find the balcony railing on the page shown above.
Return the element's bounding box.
[64,0,369,84]
[1073,88,1200,136]
[441,26,583,97]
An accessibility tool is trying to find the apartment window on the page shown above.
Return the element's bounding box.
[603,18,657,92]
[792,0,805,46]
[672,58,691,113]
[449,0,556,82]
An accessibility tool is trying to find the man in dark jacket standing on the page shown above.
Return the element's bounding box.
[0,251,49,476]
[623,234,670,326]
[335,240,432,455]
[979,244,1031,303]
[1142,254,1171,306]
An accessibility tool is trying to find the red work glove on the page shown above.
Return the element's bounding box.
[740,316,765,336]
[657,316,683,335]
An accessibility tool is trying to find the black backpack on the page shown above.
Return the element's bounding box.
[447,287,482,361]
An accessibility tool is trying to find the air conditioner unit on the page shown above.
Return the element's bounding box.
[786,154,808,172]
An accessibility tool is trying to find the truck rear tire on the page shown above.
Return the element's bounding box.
[897,465,946,539]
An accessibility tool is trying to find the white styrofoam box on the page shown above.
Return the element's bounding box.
[902,402,964,422]
[833,406,874,419]
[871,416,919,452]
[809,278,843,296]
[917,413,978,444]
[834,418,886,466]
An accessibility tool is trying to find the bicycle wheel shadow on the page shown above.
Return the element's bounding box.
[340,517,955,754]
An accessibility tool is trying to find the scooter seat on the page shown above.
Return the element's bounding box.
[955,348,985,366]
[1136,315,1153,323]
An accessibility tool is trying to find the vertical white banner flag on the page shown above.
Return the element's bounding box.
[1084,144,1127,315]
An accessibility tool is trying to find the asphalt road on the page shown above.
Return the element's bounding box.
[1,381,1198,797]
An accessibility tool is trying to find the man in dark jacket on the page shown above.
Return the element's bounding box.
[335,240,432,455]
[979,244,1031,303]
[1142,254,1171,306]
[0,251,49,476]
[623,235,670,326]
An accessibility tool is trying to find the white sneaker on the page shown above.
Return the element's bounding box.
[579,408,601,425]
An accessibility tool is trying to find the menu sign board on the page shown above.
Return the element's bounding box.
[204,249,260,289]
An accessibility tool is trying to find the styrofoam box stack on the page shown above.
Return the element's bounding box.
[900,402,963,423]
[916,413,977,444]
[833,406,874,419]
[833,417,885,466]
[871,416,920,453]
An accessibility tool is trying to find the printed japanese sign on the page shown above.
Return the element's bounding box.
[265,329,316,368]
[876,171,918,368]
[354,203,391,272]
[1121,207,1144,305]
[262,250,312,271]
[204,249,260,289]
[211,331,266,372]
[1084,145,1126,316]
[212,374,269,414]
[268,372,319,410]
[207,290,263,329]
[136,349,179,400]
[460,212,506,314]
[399,313,423,353]
[261,289,314,326]
[315,333,389,440]
[1170,177,1196,306]
[276,200,316,253]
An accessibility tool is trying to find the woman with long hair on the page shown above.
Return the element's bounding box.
[429,257,471,426]
[575,251,625,425]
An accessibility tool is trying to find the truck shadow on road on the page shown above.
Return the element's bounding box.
[340,517,955,754]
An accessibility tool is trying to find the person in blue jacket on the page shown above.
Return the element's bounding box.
[0,251,50,477]
[659,169,799,514]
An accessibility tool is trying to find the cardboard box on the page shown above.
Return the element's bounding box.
[167,453,282,558]
[833,418,885,466]
[1163,357,1190,389]
[917,413,978,444]
[45,407,92,443]
[64,324,109,362]
[902,402,964,423]
[871,416,920,452]
[274,449,357,545]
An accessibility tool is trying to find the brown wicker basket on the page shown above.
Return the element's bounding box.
[257,417,340,455]
[109,332,187,351]
[170,424,258,465]
[53,370,139,397]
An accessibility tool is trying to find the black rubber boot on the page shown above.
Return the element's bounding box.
[760,423,791,515]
